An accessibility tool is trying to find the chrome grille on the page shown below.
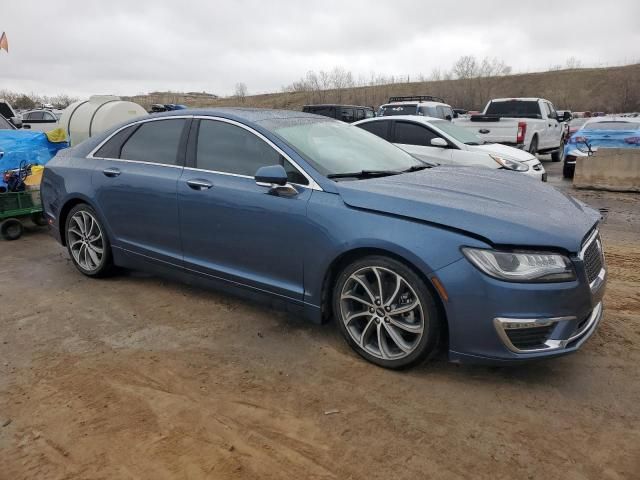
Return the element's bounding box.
[582,232,604,284]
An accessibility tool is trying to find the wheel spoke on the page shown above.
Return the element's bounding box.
[341,293,374,308]
[389,317,423,334]
[372,267,384,303]
[345,310,371,325]
[383,323,412,353]
[384,274,402,307]
[360,317,376,346]
[86,246,100,267]
[351,275,377,304]
[72,216,85,234]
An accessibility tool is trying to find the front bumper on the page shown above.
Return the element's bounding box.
[433,247,606,365]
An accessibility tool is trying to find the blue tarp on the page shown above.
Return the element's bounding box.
[0,130,68,185]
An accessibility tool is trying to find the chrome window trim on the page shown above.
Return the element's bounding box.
[86,114,322,191]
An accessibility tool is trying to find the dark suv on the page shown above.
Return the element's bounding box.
[302,104,375,123]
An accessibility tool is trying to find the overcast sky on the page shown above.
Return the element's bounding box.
[1,0,639,98]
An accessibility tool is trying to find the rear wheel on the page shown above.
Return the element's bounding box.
[65,204,113,277]
[1,218,23,240]
[551,149,563,162]
[333,255,442,369]
[528,136,538,156]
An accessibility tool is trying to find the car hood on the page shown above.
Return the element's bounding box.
[472,143,537,162]
[335,167,599,252]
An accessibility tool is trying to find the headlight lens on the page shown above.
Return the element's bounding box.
[462,248,576,282]
[490,154,529,172]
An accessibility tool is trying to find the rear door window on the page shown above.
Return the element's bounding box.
[357,120,391,141]
[120,119,186,165]
[394,121,438,146]
[93,125,138,158]
[340,108,355,122]
[28,112,44,121]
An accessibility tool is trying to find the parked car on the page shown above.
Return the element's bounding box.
[42,108,605,369]
[302,104,375,123]
[563,117,640,178]
[353,115,546,181]
[454,98,567,160]
[377,96,456,121]
[21,109,60,132]
[0,99,23,129]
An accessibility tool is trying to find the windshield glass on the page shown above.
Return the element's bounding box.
[0,115,14,129]
[430,119,484,144]
[265,118,423,176]
[379,104,417,116]
[583,121,640,131]
[485,100,540,118]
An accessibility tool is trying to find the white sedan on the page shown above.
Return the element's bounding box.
[354,115,546,181]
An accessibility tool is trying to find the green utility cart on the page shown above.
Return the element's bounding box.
[0,190,48,240]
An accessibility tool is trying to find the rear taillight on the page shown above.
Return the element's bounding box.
[624,136,640,145]
[516,121,527,144]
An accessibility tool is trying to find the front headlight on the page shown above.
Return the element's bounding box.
[490,154,529,172]
[462,248,576,282]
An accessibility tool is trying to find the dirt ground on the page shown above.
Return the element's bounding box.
[1,160,639,480]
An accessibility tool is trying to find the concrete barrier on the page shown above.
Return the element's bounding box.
[573,148,640,192]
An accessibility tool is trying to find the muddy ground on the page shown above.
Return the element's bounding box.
[1,161,639,479]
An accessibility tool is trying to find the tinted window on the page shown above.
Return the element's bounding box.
[28,112,44,121]
[94,125,138,158]
[43,112,56,121]
[305,106,336,118]
[341,108,355,122]
[394,122,438,146]
[196,120,308,185]
[120,119,185,165]
[357,121,390,141]
[485,100,541,118]
[380,104,417,116]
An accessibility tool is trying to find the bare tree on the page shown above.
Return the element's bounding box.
[234,82,248,102]
[565,57,582,69]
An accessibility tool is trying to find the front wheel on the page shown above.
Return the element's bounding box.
[333,256,442,369]
[65,204,113,277]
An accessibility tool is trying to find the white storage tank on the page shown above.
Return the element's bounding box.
[60,95,147,146]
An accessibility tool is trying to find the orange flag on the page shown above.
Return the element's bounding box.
[0,32,8,53]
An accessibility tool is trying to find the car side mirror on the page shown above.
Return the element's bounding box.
[562,112,571,122]
[445,114,453,121]
[255,164,288,186]
[430,137,448,148]
[453,112,459,119]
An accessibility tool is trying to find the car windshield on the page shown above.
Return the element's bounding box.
[265,118,424,177]
[379,104,417,116]
[430,119,484,145]
[0,115,14,130]
[583,121,640,131]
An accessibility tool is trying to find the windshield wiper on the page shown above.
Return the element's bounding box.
[402,164,432,172]
[327,170,402,179]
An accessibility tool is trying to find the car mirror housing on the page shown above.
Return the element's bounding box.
[430,137,448,148]
[255,165,288,186]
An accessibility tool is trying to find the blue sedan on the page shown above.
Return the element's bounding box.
[41,109,606,368]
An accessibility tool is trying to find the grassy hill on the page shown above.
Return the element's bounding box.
[125,63,640,113]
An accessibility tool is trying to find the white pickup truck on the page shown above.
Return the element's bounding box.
[454,98,569,161]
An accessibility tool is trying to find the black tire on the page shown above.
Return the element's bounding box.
[64,204,114,277]
[1,218,23,240]
[31,212,48,227]
[551,149,562,162]
[332,255,442,369]
[528,136,538,156]
[563,165,574,179]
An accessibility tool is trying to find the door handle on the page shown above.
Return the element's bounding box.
[186,178,213,190]
[102,167,121,177]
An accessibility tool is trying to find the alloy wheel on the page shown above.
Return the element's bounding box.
[68,210,104,272]
[339,266,425,360]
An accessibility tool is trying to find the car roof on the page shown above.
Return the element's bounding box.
[489,98,542,102]
[584,116,640,124]
[151,107,326,124]
[380,101,450,107]
[355,115,442,124]
[303,104,373,109]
